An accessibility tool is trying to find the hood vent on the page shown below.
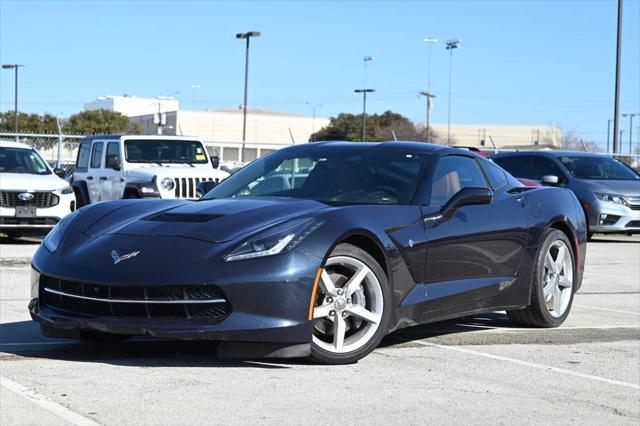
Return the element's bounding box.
[144,213,223,223]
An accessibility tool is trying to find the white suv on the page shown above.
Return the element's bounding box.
[72,135,229,205]
[0,141,76,237]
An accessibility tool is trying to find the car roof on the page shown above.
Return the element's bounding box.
[492,150,610,159]
[80,134,204,142]
[0,140,35,150]
[294,141,480,157]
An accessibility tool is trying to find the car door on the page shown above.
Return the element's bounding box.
[87,141,104,203]
[102,141,125,200]
[419,155,528,310]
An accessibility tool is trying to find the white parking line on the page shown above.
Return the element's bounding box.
[411,340,640,390]
[1,376,100,426]
[573,304,640,315]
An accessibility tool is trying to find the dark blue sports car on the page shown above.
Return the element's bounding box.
[29,142,587,364]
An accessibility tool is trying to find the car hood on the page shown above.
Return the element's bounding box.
[0,172,68,191]
[577,179,640,197]
[125,165,229,182]
[81,197,329,244]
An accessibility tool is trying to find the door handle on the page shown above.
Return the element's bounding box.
[99,177,108,181]
[86,176,94,180]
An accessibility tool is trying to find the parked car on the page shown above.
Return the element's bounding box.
[31,142,586,364]
[0,141,76,238]
[492,151,640,237]
[72,135,230,206]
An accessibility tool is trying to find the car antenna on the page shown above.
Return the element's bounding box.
[488,136,498,154]
[288,128,295,144]
[391,130,398,142]
[579,139,587,152]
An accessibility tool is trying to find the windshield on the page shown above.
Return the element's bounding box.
[0,147,51,175]
[124,139,209,164]
[559,156,640,181]
[202,147,427,205]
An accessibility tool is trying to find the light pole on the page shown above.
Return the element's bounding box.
[424,37,437,91]
[155,91,179,135]
[363,56,375,88]
[607,118,613,153]
[612,0,623,154]
[236,31,261,163]
[419,92,436,142]
[2,64,25,140]
[355,89,375,142]
[622,113,639,154]
[191,84,201,107]
[445,39,461,144]
[305,102,322,140]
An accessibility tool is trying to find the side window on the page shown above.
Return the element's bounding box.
[493,155,535,179]
[105,142,120,169]
[430,156,488,207]
[90,142,104,169]
[534,157,564,181]
[481,160,508,190]
[76,142,91,171]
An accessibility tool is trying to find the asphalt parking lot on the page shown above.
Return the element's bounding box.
[0,235,638,425]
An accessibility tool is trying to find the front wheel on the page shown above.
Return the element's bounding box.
[309,243,392,364]
[507,229,575,327]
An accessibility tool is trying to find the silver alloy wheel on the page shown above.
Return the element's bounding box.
[312,255,383,354]
[543,240,573,318]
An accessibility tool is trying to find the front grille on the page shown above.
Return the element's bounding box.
[0,191,59,208]
[0,217,58,225]
[39,275,231,322]
[626,197,640,211]
[173,177,217,199]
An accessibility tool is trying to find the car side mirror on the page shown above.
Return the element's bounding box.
[53,167,66,178]
[211,155,220,169]
[196,180,218,199]
[425,187,493,228]
[541,175,559,185]
[106,155,121,171]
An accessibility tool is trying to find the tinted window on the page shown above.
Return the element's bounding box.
[0,147,50,175]
[124,139,208,164]
[430,156,488,206]
[481,160,508,190]
[76,142,91,170]
[90,142,104,169]
[105,142,120,168]
[534,157,564,181]
[204,148,426,205]
[493,155,536,179]
[559,156,640,181]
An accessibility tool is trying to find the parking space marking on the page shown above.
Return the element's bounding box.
[1,375,99,426]
[409,340,640,390]
[573,304,640,315]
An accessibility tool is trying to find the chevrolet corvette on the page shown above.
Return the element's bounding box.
[29,142,587,364]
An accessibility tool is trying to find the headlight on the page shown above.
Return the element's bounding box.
[160,178,175,191]
[58,186,74,195]
[224,218,324,262]
[43,209,80,252]
[594,193,627,205]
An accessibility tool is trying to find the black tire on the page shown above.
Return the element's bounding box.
[587,232,594,241]
[79,330,131,343]
[73,186,88,208]
[308,243,392,365]
[507,229,576,327]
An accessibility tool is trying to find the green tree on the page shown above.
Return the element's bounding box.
[63,109,143,135]
[310,110,440,143]
[0,111,59,133]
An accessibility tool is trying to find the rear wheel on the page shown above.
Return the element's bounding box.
[309,243,391,364]
[507,229,575,327]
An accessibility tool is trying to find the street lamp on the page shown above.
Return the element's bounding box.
[445,38,461,144]
[2,64,25,140]
[607,118,613,153]
[622,113,639,154]
[305,102,322,139]
[155,91,180,135]
[419,92,436,142]
[424,37,437,91]
[236,31,261,163]
[354,89,375,142]
[363,56,375,88]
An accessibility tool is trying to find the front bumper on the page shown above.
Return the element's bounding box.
[29,235,323,354]
[586,199,640,233]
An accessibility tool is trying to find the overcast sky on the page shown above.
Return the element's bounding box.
[1,0,639,148]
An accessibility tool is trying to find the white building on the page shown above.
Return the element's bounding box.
[84,95,179,118]
[429,124,561,149]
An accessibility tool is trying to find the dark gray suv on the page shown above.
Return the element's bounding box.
[492,151,640,237]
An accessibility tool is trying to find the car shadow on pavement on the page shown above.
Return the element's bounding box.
[0,236,42,245]
[0,320,293,369]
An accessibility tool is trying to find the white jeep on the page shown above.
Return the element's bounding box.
[72,135,229,205]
